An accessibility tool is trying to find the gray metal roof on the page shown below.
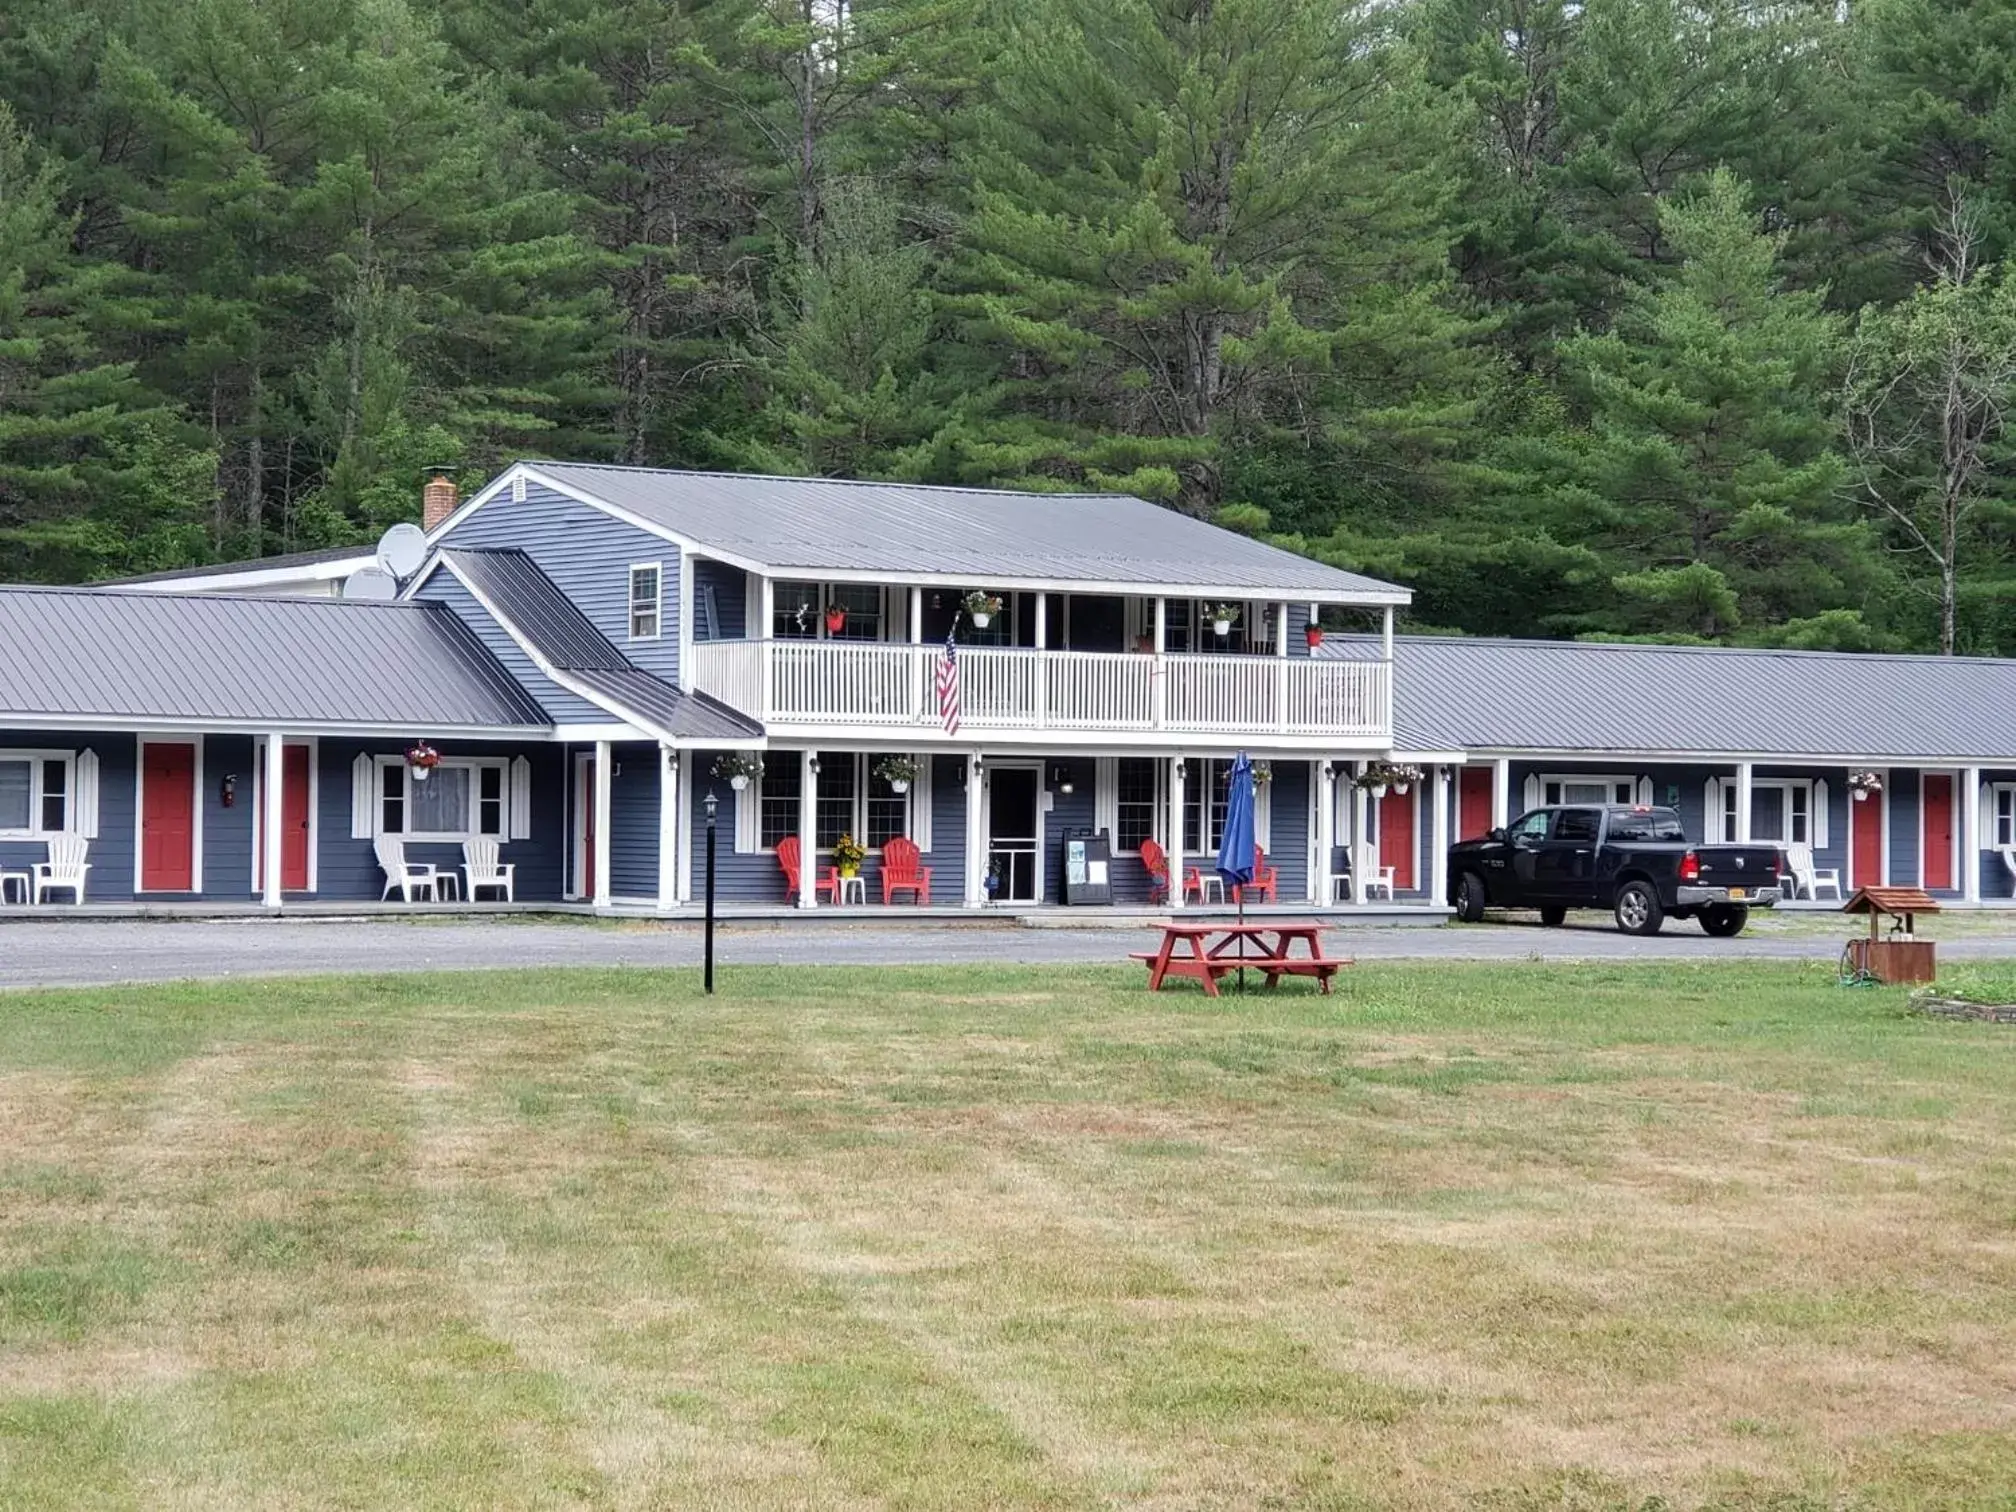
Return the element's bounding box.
[0,587,549,730]
[1325,635,2016,762]
[103,545,374,585]
[439,548,762,742]
[522,462,1408,602]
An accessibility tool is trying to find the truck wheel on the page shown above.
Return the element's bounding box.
[1614,881,1663,936]
[1699,904,1749,938]
[1539,905,1567,927]
[1455,872,1488,923]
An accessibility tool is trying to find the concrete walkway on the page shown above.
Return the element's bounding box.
[4,914,2016,989]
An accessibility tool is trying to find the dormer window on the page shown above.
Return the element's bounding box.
[628,563,661,640]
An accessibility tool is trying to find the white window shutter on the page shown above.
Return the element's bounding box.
[1637,776,1654,807]
[734,770,760,854]
[1094,758,1118,841]
[1704,777,1722,842]
[350,753,374,839]
[76,749,99,837]
[509,756,533,839]
[1522,773,1541,812]
[1814,779,1830,850]
[1255,773,1273,851]
[912,755,934,852]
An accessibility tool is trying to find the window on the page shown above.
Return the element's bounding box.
[376,757,506,838]
[759,761,802,849]
[0,752,72,838]
[1996,785,2016,849]
[1115,758,1162,851]
[1554,808,1601,842]
[1183,758,1234,853]
[1750,780,1813,845]
[1610,812,1685,843]
[628,564,661,640]
[760,754,914,852]
[1541,776,1636,807]
[772,580,886,641]
[1510,810,1552,841]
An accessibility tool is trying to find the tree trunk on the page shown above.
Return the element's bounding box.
[244,365,264,548]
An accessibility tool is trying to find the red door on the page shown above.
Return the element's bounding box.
[1458,767,1494,840]
[1851,785,1884,889]
[281,745,311,891]
[140,743,196,891]
[1923,774,1954,891]
[578,758,597,897]
[1379,786,1417,891]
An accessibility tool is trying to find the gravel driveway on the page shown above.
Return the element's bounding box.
[4,913,2015,989]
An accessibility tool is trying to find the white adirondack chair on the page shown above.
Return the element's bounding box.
[32,833,89,904]
[1784,843,1842,901]
[2001,848,2016,897]
[375,836,439,903]
[461,839,515,903]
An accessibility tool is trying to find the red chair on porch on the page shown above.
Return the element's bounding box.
[1233,846,1279,905]
[1140,838,1204,907]
[776,836,842,904]
[881,837,932,905]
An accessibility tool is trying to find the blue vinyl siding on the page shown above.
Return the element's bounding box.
[692,559,747,641]
[1886,769,1920,887]
[1043,759,1097,905]
[413,575,604,723]
[436,480,682,683]
[697,757,791,903]
[203,735,255,897]
[1269,760,1310,900]
[609,742,660,897]
[925,756,965,904]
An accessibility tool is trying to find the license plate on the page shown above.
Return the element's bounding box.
[1727,887,1746,900]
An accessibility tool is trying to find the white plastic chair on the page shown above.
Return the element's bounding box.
[2001,848,2016,897]
[1326,846,1355,904]
[1361,864,1399,902]
[32,833,89,904]
[375,836,439,903]
[461,839,515,902]
[1785,843,1841,901]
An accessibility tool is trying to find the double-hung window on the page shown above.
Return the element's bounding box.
[1994,786,2016,849]
[628,564,662,640]
[0,752,71,838]
[1115,758,1162,851]
[758,753,914,852]
[772,581,886,640]
[1540,775,1637,807]
[378,758,506,839]
[1183,758,1234,853]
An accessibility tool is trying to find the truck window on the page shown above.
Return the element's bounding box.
[1607,811,1686,842]
[1509,811,1552,841]
[1553,808,1601,842]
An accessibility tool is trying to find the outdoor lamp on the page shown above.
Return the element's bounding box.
[219,773,237,808]
[1052,765,1074,795]
[703,790,718,823]
[808,755,821,776]
[1174,759,1188,782]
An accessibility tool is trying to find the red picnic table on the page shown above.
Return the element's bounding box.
[1132,920,1351,996]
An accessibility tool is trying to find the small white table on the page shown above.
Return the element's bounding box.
[0,872,29,905]
[433,873,460,903]
[1191,874,1225,905]
[833,874,866,906]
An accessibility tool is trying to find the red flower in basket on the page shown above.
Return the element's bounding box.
[406,741,442,781]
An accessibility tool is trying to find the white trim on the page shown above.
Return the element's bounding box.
[1745,777,1819,848]
[732,761,761,854]
[76,748,99,838]
[0,748,76,840]
[658,744,679,909]
[677,750,695,904]
[627,560,664,641]
[592,740,613,908]
[1964,769,1983,903]
[1430,764,1450,905]
[912,755,934,853]
[569,751,592,900]
[1734,761,1754,843]
[509,755,533,840]
[1094,757,1119,842]
[981,759,1046,904]
[0,713,552,739]
[373,754,510,842]
[1536,773,1641,809]
[676,553,695,686]
[351,752,374,839]
[134,736,204,894]
[1492,757,1510,830]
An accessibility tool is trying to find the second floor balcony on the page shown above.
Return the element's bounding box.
[687,638,1391,747]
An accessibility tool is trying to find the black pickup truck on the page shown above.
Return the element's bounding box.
[1446,805,1784,936]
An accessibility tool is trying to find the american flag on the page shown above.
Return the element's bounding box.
[936,627,961,736]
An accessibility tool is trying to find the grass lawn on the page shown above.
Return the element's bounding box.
[3,961,2015,1511]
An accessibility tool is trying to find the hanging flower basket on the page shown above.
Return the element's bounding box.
[406,741,441,781]
[1252,761,1273,787]
[873,755,919,794]
[823,602,848,634]
[1356,761,1422,797]
[1205,603,1241,637]
[1304,624,1324,649]
[1850,770,1883,801]
[712,753,764,793]
[962,590,1003,629]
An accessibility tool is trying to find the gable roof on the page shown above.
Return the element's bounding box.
[508,462,1408,603]
[438,548,762,743]
[1325,635,2016,763]
[0,587,548,732]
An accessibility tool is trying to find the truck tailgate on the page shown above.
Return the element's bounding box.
[1695,846,1782,893]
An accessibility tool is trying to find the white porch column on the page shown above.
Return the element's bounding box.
[1151,598,1169,729]
[963,755,985,906]
[1167,755,1186,908]
[798,749,818,908]
[1313,761,1336,905]
[909,586,923,642]
[1381,604,1395,660]
[592,739,613,909]
[677,748,694,904]
[1430,764,1450,906]
[759,577,776,719]
[260,732,284,908]
[657,744,679,911]
[1964,766,1983,903]
[1153,597,1167,652]
[1034,592,1047,650]
[1352,763,1371,897]
[1274,601,1290,727]
[1734,761,1754,843]
[1492,756,1511,829]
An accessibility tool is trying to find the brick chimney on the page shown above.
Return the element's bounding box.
[422,467,459,531]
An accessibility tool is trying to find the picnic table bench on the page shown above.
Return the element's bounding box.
[1132,921,1351,996]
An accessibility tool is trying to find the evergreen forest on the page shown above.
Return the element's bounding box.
[3,0,2014,653]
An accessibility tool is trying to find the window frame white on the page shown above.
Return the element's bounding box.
[757,752,914,855]
[1747,778,1816,847]
[1993,783,2016,850]
[1539,774,1639,809]
[0,748,75,839]
[772,581,891,642]
[628,561,663,641]
[373,755,509,842]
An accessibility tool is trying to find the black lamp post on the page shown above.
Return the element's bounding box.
[703,789,719,995]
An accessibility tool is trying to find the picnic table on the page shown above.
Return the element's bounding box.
[1132,921,1350,996]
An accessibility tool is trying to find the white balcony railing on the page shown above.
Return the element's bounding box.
[688,639,1390,741]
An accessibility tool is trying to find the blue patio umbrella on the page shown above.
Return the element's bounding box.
[1216,753,1258,988]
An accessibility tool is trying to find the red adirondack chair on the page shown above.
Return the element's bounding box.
[776,836,842,904]
[1234,845,1279,905]
[881,836,932,904]
[1140,838,1204,906]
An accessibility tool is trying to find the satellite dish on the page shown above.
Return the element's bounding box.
[341,567,399,602]
[375,522,428,580]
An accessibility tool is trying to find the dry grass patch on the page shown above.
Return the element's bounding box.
[1,960,2015,1509]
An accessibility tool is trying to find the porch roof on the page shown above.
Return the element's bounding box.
[0,586,550,732]
[514,462,1411,604]
[1325,635,2016,763]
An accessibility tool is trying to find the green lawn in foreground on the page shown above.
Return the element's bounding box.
[2,961,2014,1511]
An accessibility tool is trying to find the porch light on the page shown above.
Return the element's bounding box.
[1051,765,1074,795]
[808,754,821,777]
[220,773,237,808]
[1174,759,1188,781]
[703,791,718,822]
